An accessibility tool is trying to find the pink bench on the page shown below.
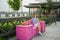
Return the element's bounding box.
[16,21,46,40]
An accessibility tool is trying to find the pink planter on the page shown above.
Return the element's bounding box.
[16,20,46,40]
[16,25,33,40]
[40,21,46,33]
[33,27,38,37]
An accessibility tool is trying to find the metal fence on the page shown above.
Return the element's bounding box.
[0,12,33,18]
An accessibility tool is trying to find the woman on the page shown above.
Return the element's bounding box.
[31,13,42,35]
[22,13,42,35]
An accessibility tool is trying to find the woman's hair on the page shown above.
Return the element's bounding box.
[32,13,37,17]
[33,13,36,15]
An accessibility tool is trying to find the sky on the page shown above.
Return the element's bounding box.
[0,0,59,12]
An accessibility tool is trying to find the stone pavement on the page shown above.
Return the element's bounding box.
[8,22,60,40]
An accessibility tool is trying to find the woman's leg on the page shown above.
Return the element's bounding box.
[37,21,42,35]
[37,21,41,31]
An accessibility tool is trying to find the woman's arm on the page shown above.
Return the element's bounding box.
[21,19,32,25]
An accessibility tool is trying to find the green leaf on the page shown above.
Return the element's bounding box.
[8,0,21,11]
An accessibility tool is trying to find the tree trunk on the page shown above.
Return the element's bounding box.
[17,11,18,14]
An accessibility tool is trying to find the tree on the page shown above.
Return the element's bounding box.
[8,0,22,13]
[44,0,53,14]
[47,0,53,6]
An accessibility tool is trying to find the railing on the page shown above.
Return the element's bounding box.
[0,12,33,18]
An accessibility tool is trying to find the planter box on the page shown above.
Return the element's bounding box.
[16,21,46,40]
[16,25,33,40]
[40,21,46,33]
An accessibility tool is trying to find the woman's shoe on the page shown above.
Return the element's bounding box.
[39,32,42,35]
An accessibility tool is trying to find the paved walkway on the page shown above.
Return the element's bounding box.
[8,22,60,40]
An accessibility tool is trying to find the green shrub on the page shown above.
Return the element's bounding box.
[39,16,55,25]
